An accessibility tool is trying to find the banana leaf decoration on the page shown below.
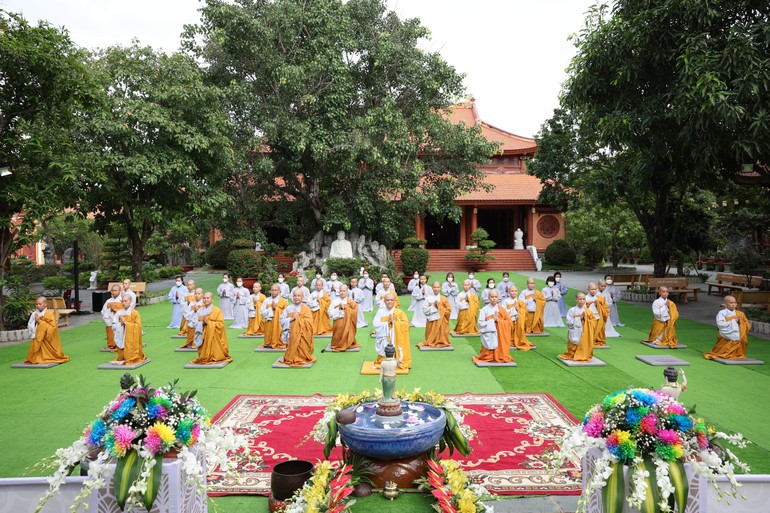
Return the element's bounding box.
[601,462,625,513]
[601,458,689,513]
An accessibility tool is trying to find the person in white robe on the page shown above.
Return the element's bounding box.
[230,278,250,329]
[441,273,460,320]
[193,302,214,348]
[349,277,368,328]
[291,276,311,304]
[121,279,137,310]
[277,273,291,300]
[375,276,398,309]
[307,281,323,314]
[598,280,621,337]
[407,272,420,311]
[497,272,512,301]
[467,273,481,297]
[410,275,430,327]
[216,273,235,320]
[543,276,565,328]
[604,274,624,326]
[554,271,569,317]
[310,272,326,293]
[325,272,342,300]
[481,278,496,305]
[358,270,374,312]
[166,276,186,329]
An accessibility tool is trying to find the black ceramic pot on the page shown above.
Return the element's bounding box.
[270,460,314,500]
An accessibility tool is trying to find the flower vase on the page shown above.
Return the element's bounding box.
[89,449,206,513]
[581,449,705,513]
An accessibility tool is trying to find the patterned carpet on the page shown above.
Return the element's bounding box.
[208,393,582,496]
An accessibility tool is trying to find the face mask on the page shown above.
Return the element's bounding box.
[236,282,243,287]
[607,279,613,285]
[223,277,229,282]
[488,283,495,289]
[316,274,321,279]
[468,274,474,280]
[363,274,368,278]
[555,277,561,282]
[176,281,182,286]
[331,276,337,281]
[447,277,453,282]
[547,282,555,287]
[503,277,509,282]
[278,278,284,283]
[414,274,419,279]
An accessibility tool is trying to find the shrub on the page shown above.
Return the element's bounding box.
[156,266,184,280]
[8,258,42,284]
[400,247,429,275]
[62,261,96,273]
[231,239,256,249]
[205,239,232,269]
[544,240,577,266]
[43,276,73,295]
[465,227,495,265]
[228,249,263,278]
[402,237,427,248]
[638,247,654,264]
[325,257,366,278]
[1,277,35,329]
[143,269,159,282]
[78,274,91,288]
[38,264,62,279]
[582,246,605,265]
[731,245,763,277]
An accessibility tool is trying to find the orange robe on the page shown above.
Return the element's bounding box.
[642,299,679,348]
[474,304,515,363]
[452,292,480,334]
[313,291,333,335]
[373,307,412,369]
[511,299,536,351]
[190,306,232,364]
[330,298,360,351]
[244,292,266,336]
[261,297,288,349]
[591,295,610,346]
[24,310,70,364]
[559,307,597,361]
[180,300,202,349]
[115,309,146,365]
[522,289,546,334]
[176,292,195,336]
[705,309,751,360]
[281,303,316,366]
[418,295,451,348]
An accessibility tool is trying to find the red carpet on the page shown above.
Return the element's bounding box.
[208,393,582,496]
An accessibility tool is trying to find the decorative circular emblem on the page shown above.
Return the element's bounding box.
[537,214,560,239]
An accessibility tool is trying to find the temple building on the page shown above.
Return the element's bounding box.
[408,99,565,271]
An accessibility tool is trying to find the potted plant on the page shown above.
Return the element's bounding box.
[227,249,263,289]
[399,237,429,284]
[464,228,496,272]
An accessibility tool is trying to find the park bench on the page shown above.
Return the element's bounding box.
[647,277,699,304]
[733,290,770,313]
[107,282,147,298]
[705,273,762,296]
[46,297,77,327]
[610,273,653,290]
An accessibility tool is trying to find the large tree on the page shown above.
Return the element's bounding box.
[183,0,497,247]
[529,1,770,276]
[0,10,95,328]
[80,44,235,280]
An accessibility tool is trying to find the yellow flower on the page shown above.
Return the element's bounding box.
[151,421,176,444]
[442,460,459,473]
[447,469,468,494]
[457,488,478,513]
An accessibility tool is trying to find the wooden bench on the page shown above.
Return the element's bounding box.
[705,273,762,296]
[647,277,699,304]
[733,290,770,313]
[610,273,653,290]
[107,282,147,297]
[46,297,77,327]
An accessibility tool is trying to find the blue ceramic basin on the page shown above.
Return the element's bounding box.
[337,401,446,460]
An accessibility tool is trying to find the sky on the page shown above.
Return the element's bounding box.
[2,0,598,138]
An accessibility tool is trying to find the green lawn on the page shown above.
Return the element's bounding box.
[2,271,768,512]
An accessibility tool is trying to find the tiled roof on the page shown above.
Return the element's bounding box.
[457,172,543,203]
[444,99,537,155]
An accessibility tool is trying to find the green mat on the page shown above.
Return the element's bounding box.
[1,271,768,513]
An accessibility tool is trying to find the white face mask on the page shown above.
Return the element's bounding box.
[363,274,368,278]
[447,277,453,282]
[223,277,229,282]
[503,277,509,282]
[414,274,419,279]
[316,274,321,279]
[468,274,474,280]
[488,283,495,289]
[555,277,561,282]
[176,281,182,286]
[547,282,555,287]
[606,279,613,285]
[331,275,337,281]
[278,278,284,283]
[236,282,243,287]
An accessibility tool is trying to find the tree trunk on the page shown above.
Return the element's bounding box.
[0,226,17,331]
[124,217,153,282]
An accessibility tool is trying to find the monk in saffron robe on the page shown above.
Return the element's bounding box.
[329,284,360,351]
[473,290,515,364]
[504,285,536,351]
[280,289,316,366]
[641,286,679,348]
[101,284,123,351]
[559,293,598,361]
[586,282,610,347]
[519,277,546,334]
[418,282,451,348]
[179,288,203,349]
[24,297,70,365]
[243,282,266,336]
[259,284,288,349]
[190,292,232,365]
[705,295,751,360]
[111,294,146,365]
[176,280,196,336]
[309,280,333,335]
[373,292,411,369]
[452,280,480,335]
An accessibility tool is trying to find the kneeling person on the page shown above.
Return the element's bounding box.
[473,290,515,364]
[280,290,316,366]
[559,293,597,362]
[705,295,751,360]
[189,292,232,365]
[24,297,70,365]
[329,285,360,352]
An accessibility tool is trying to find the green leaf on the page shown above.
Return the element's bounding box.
[113,449,141,510]
[324,416,337,460]
[601,462,625,513]
[141,453,164,511]
[668,460,689,513]
[638,457,663,513]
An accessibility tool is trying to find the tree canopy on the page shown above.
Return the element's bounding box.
[529,0,770,276]
[184,0,497,248]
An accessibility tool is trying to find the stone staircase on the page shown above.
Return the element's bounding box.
[394,249,536,272]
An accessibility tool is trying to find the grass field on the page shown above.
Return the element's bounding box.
[2,271,768,512]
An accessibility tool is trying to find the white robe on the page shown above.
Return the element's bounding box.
[166,283,186,328]
[291,286,311,303]
[192,304,212,348]
[467,278,481,296]
[325,279,342,300]
[442,281,460,319]
[519,289,538,313]
[650,297,671,342]
[122,288,137,310]
[566,306,584,344]
[543,286,565,328]
[373,307,396,357]
[497,280,512,300]
[423,294,440,322]
[481,286,495,305]
[716,308,741,340]
[230,285,250,329]
[598,290,620,337]
[375,284,398,310]
[406,277,420,311]
[280,303,305,345]
[477,304,499,350]
[358,277,374,312]
[27,308,48,339]
[606,284,624,326]
[111,307,133,349]
[277,281,290,300]
[260,296,281,322]
[349,287,367,328]
[101,297,122,327]
[307,290,323,312]
[502,298,519,322]
[216,282,235,319]
[410,284,430,327]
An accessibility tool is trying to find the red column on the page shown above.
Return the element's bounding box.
[415,215,425,240]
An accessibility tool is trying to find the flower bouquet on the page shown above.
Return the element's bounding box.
[415,459,495,513]
[307,388,475,459]
[282,461,355,513]
[34,374,249,512]
[550,388,748,513]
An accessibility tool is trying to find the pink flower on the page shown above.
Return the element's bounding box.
[657,429,682,445]
[639,414,658,435]
[583,412,604,437]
